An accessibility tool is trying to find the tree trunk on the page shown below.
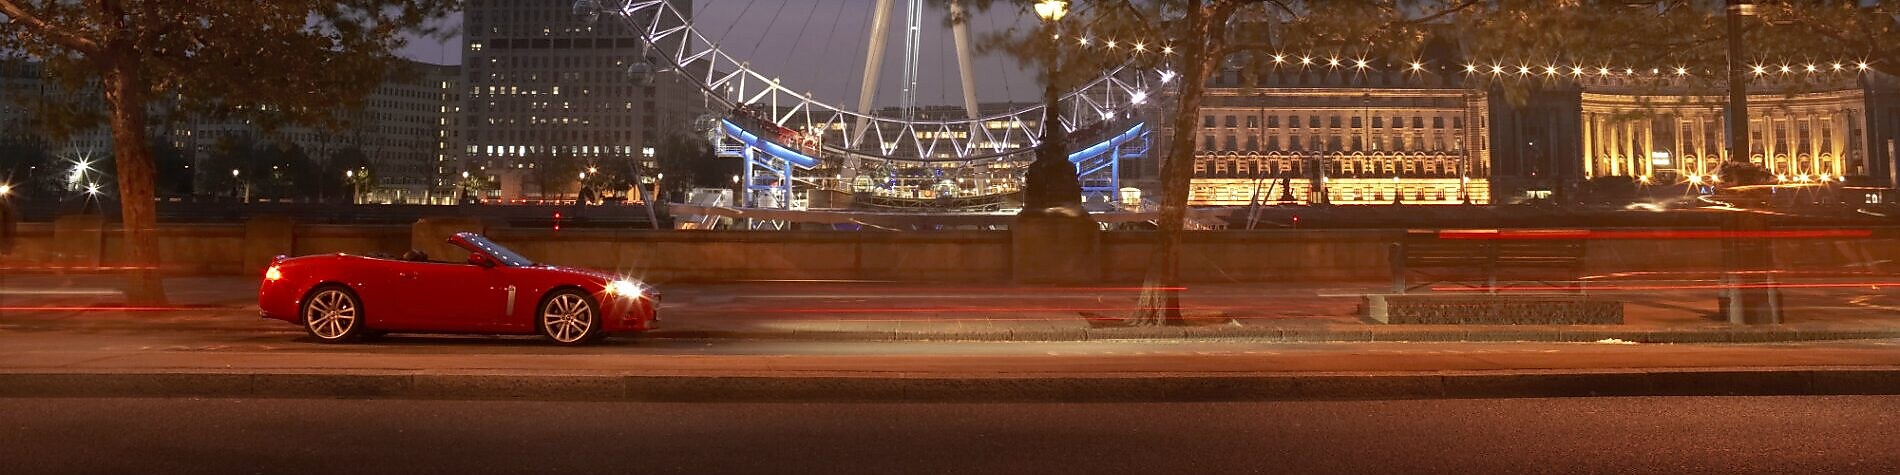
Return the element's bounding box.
[102,62,167,305]
[1133,0,1223,326]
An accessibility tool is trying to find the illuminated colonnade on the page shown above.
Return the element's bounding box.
[1581,89,1868,181]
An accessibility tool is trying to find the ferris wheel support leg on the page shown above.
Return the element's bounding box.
[949,0,981,121]
[853,0,896,134]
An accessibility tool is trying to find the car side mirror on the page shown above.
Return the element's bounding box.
[468,253,496,268]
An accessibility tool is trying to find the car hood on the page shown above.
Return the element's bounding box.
[531,265,622,283]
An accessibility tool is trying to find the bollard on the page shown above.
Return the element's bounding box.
[1389,242,1405,294]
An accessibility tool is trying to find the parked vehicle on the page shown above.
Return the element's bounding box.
[258,232,657,345]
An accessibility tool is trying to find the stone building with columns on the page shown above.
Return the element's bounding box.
[1183,67,1492,206]
[1577,74,1899,185]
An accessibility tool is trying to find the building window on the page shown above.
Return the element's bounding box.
[1327,136,1342,150]
[1203,115,1215,128]
[1267,115,1280,128]
[1224,135,1237,150]
[1351,116,1362,128]
[1203,135,1215,151]
[1309,116,1320,128]
[1245,136,1258,151]
[1246,116,1259,128]
[1413,116,1424,128]
[1393,115,1405,128]
[1351,136,1363,150]
[1225,115,1237,128]
[1267,136,1280,150]
[1433,117,1445,129]
[1373,116,1384,128]
[1821,120,1834,153]
[1329,116,1342,128]
[1288,115,1300,128]
[1797,119,1812,155]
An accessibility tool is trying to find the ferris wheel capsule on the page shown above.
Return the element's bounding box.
[572,0,603,25]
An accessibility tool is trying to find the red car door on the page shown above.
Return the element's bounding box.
[389,261,508,332]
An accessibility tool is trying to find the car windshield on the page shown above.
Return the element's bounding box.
[458,234,534,267]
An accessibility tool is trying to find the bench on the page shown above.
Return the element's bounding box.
[1389,230,1587,293]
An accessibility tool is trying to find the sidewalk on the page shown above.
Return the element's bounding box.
[3,340,1900,401]
[6,276,1900,344]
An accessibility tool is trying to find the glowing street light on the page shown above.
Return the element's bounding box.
[1033,0,1067,21]
[0,183,12,197]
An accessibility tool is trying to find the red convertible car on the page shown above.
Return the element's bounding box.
[258,232,657,345]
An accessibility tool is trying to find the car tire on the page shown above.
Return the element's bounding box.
[537,289,602,345]
[301,285,366,343]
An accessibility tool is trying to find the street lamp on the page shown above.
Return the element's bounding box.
[1022,0,1083,215]
[1034,0,1067,21]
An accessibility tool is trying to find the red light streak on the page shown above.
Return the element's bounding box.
[714,284,1189,293]
[1433,281,1900,293]
[0,265,161,272]
[0,306,216,312]
[1435,229,1873,240]
[751,305,1246,314]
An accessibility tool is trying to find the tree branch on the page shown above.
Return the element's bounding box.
[0,0,104,55]
[1396,0,1482,26]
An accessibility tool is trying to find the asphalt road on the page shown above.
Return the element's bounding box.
[4,396,1898,474]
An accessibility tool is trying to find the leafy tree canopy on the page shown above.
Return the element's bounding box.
[0,0,459,132]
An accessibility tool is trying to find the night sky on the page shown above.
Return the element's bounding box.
[397,0,1043,108]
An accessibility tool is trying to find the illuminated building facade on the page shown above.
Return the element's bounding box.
[461,0,699,201]
[1184,69,1491,206]
[1577,74,1900,185]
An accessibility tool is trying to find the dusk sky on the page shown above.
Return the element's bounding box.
[397,0,1046,109]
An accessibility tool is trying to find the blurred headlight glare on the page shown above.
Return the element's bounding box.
[606,279,641,297]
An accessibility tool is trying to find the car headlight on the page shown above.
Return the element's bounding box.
[265,266,283,281]
[605,279,642,298]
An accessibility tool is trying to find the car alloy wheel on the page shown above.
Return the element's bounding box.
[540,290,599,345]
[302,286,363,342]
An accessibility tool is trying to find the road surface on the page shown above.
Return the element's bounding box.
[4,396,1898,474]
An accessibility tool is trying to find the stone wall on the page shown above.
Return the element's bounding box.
[6,216,1896,284]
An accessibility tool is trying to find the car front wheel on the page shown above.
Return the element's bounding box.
[302,285,365,343]
[538,289,601,345]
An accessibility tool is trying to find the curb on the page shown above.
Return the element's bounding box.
[4,368,1900,402]
[646,327,1900,344]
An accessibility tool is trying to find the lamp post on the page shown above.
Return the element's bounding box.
[1021,0,1084,215]
[731,174,742,207]
[231,169,242,202]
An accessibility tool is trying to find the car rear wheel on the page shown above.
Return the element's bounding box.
[539,290,601,345]
[302,285,365,343]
